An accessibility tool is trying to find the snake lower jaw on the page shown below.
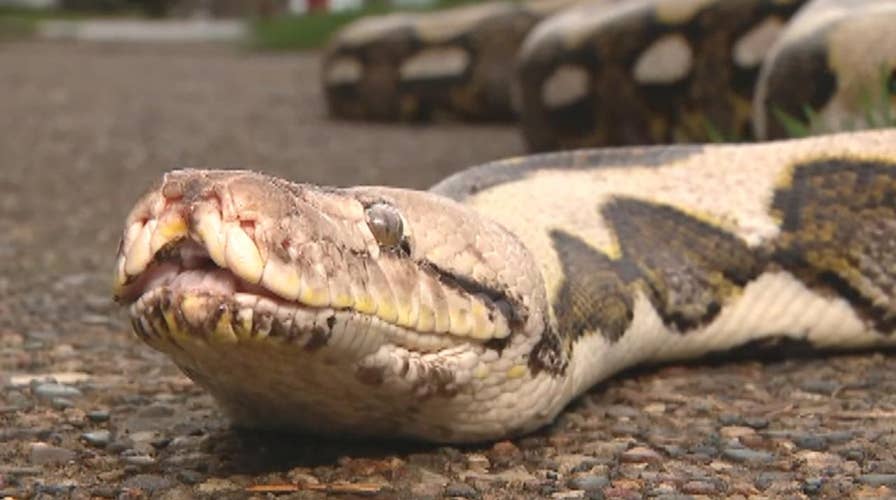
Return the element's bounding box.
[126,282,558,442]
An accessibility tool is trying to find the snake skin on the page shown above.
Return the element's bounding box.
[322,0,582,121]
[753,0,896,139]
[114,129,896,442]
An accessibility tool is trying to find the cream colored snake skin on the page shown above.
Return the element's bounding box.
[113,129,896,443]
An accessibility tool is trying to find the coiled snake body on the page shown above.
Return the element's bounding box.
[114,129,896,442]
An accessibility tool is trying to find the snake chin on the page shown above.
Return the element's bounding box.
[120,239,506,440]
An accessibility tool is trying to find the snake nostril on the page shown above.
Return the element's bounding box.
[161,179,185,200]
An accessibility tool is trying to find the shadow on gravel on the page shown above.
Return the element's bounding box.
[206,428,437,473]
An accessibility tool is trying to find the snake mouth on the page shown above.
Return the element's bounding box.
[113,169,516,350]
[121,238,466,353]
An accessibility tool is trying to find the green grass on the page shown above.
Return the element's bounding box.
[249,7,390,51]
[0,6,92,40]
[773,66,896,138]
[249,0,480,51]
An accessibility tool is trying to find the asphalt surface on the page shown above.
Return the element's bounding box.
[2,41,896,499]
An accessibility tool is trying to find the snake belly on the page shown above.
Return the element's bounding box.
[113,129,896,443]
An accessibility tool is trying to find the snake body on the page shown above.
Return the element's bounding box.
[322,0,581,121]
[324,0,896,150]
[753,0,896,140]
[114,129,896,442]
[518,0,808,149]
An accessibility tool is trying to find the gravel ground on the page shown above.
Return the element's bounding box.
[2,41,896,499]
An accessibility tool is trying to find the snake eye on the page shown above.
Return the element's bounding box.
[365,202,407,253]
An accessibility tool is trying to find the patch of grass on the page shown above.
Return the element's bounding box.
[0,6,89,40]
[249,7,388,51]
[703,119,747,144]
[249,0,481,51]
[773,66,896,138]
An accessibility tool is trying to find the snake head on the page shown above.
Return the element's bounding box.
[112,169,553,440]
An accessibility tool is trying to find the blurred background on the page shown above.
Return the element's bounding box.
[0,0,475,48]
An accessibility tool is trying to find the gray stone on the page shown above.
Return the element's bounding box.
[858,474,896,487]
[29,443,76,465]
[35,483,77,496]
[722,448,774,463]
[445,482,479,498]
[620,446,662,463]
[567,474,609,492]
[803,478,824,494]
[82,430,111,447]
[121,454,157,467]
[33,383,82,399]
[800,380,839,395]
[822,431,854,444]
[176,469,204,485]
[25,330,59,342]
[122,474,173,493]
[794,434,828,451]
[755,471,793,491]
[681,480,717,494]
[0,466,41,476]
[744,417,770,429]
[87,410,110,422]
[50,398,73,410]
[136,404,175,419]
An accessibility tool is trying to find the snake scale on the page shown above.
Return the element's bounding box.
[324,0,896,150]
[114,128,896,443]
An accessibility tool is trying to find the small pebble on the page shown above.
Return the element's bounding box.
[718,414,742,426]
[87,410,110,423]
[82,430,111,448]
[29,443,76,465]
[803,478,824,494]
[35,483,76,495]
[176,470,204,485]
[681,480,716,495]
[121,455,157,467]
[858,474,896,487]
[444,482,479,498]
[801,380,839,395]
[91,486,117,499]
[197,478,240,493]
[466,453,490,473]
[33,383,82,399]
[80,313,111,326]
[107,439,134,454]
[136,404,175,418]
[722,448,773,464]
[620,446,662,463]
[720,426,756,439]
[606,405,640,419]
[26,330,59,342]
[50,398,73,410]
[151,437,172,449]
[755,471,793,491]
[569,459,601,474]
[744,417,769,429]
[121,474,172,493]
[567,474,609,492]
[0,466,41,476]
[794,434,828,451]
[822,431,854,444]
